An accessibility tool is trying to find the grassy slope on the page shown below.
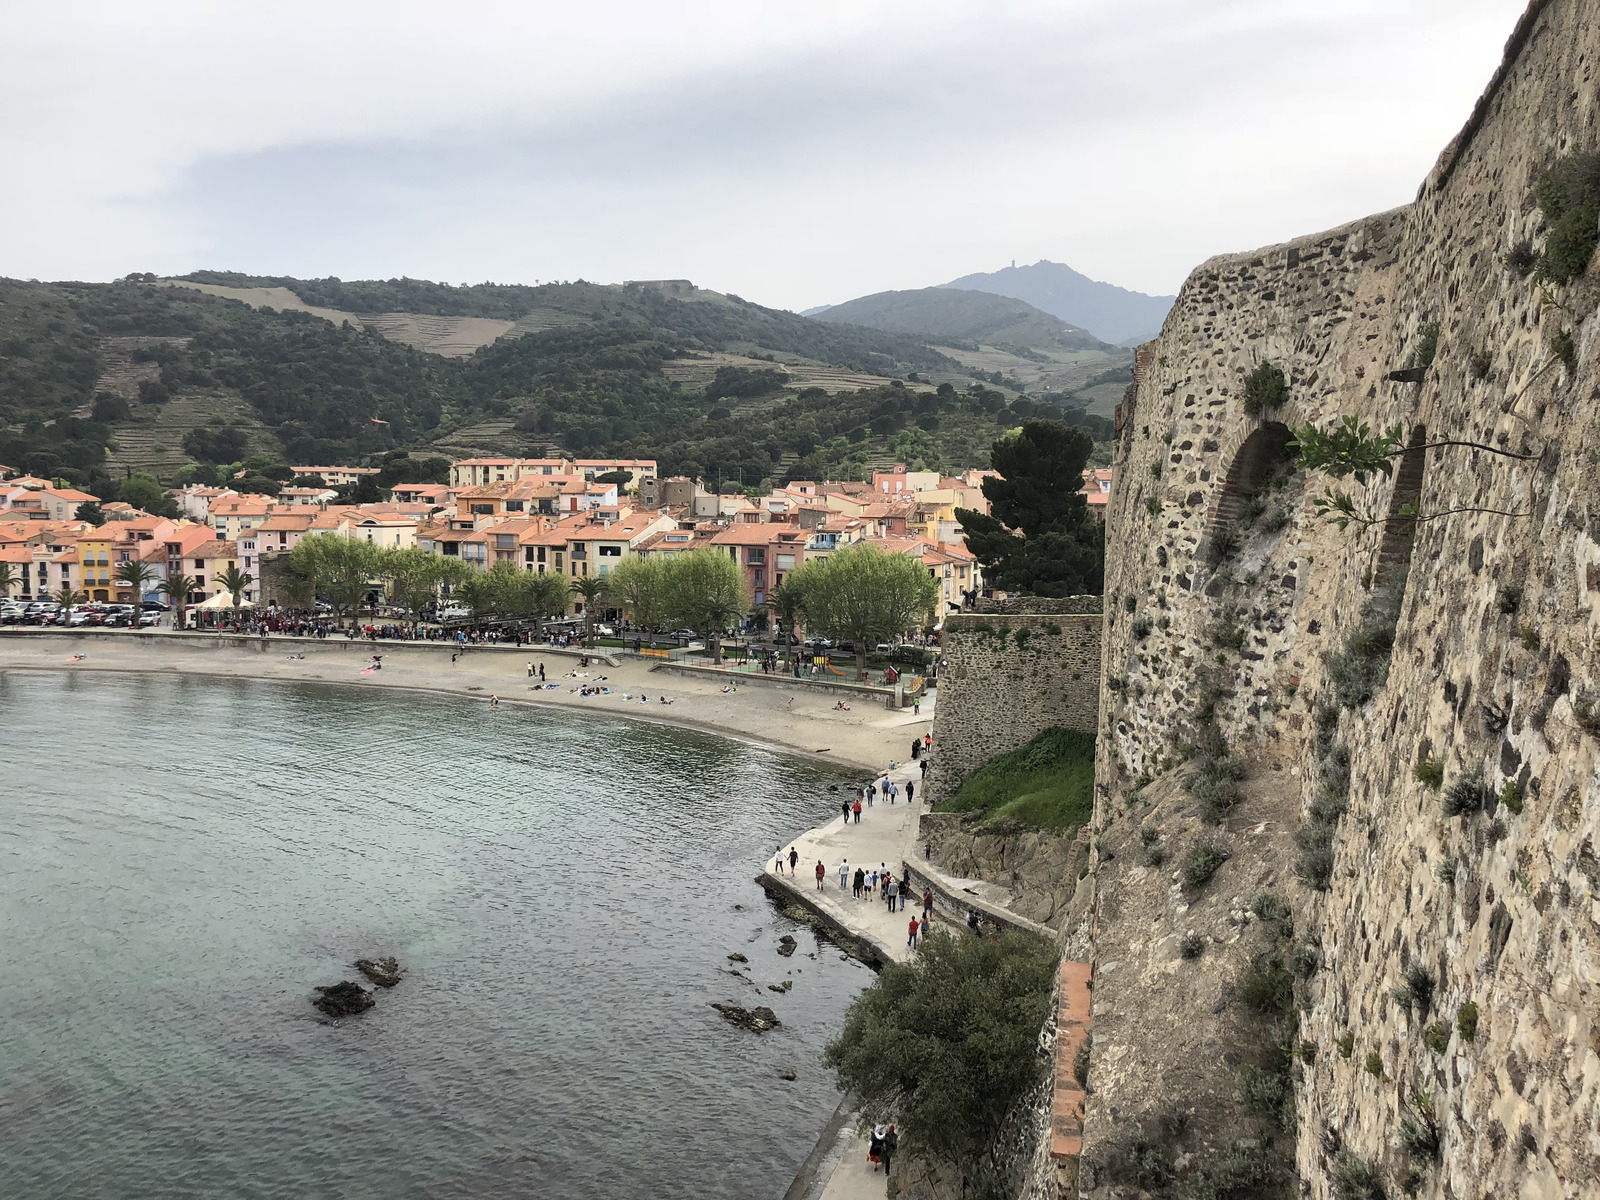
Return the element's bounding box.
[935,727,1096,832]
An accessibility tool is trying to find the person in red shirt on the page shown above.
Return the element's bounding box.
[907,915,920,949]
[852,798,862,824]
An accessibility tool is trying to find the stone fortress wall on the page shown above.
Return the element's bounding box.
[1083,2,1600,1197]
[926,605,1102,798]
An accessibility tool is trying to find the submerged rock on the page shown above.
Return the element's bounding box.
[355,957,402,988]
[710,1003,781,1033]
[313,981,374,1018]
[767,980,793,994]
[778,1069,798,1081]
[776,935,798,957]
[727,952,748,963]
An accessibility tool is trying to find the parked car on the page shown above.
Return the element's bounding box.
[137,611,161,627]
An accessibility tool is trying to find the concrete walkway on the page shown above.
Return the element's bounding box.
[765,758,928,1200]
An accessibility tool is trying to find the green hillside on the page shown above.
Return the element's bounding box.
[814,286,1113,356]
[0,274,1112,500]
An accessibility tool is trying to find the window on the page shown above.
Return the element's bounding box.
[470,504,494,516]
[746,548,765,565]
[555,552,564,569]
[598,545,621,557]
[194,559,204,568]
[505,500,524,512]
[776,554,795,570]
[536,546,547,563]
[495,535,515,550]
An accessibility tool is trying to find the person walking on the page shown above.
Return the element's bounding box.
[911,738,920,760]
[907,915,920,950]
[883,1126,898,1176]
[920,758,929,779]
[852,798,862,824]
[539,662,545,682]
[852,867,865,899]
[886,876,898,912]
[788,846,799,875]
[838,858,850,890]
[922,887,934,922]
[841,799,851,826]
[815,860,826,890]
[865,783,874,807]
[527,661,534,678]
[913,694,920,715]
[906,779,915,805]
[774,847,785,875]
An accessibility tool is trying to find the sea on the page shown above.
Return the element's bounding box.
[0,669,867,1199]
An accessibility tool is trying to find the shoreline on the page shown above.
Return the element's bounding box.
[0,631,925,776]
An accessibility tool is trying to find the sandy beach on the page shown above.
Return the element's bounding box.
[0,630,927,775]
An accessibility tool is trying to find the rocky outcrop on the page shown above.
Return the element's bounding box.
[355,957,402,988]
[711,1003,781,1033]
[921,813,1092,934]
[313,981,374,1018]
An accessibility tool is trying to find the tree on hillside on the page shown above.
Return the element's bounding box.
[569,575,609,646]
[663,549,748,661]
[824,929,1059,1199]
[75,501,104,526]
[956,420,1104,597]
[606,556,669,635]
[289,535,380,624]
[789,543,939,678]
[118,474,177,518]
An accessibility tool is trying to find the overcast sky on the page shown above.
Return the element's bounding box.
[3,0,1526,311]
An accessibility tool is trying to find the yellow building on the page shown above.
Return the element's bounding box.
[77,527,113,601]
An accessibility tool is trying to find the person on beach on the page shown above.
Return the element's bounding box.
[838,859,850,890]
[923,888,934,921]
[788,846,799,874]
[539,663,545,681]
[787,696,794,712]
[489,695,499,709]
[852,798,862,824]
[907,915,920,950]
[815,860,825,890]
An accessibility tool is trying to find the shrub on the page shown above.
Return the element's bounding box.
[1520,625,1541,651]
[1456,1001,1479,1041]
[1575,688,1600,736]
[1073,1041,1090,1086]
[1242,362,1289,416]
[1552,327,1578,373]
[1468,347,1493,380]
[1250,892,1295,940]
[1337,1030,1355,1058]
[1399,1113,1439,1162]
[1434,856,1458,885]
[1406,321,1440,371]
[1533,150,1600,286]
[1390,963,1435,1015]
[1145,495,1162,516]
[1331,1152,1388,1200]
[1238,951,1295,1016]
[1209,604,1248,651]
[1424,1020,1450,1054]
[1499,780,1524,815]
[1236,1064,1294,1130]
[1291,940,1322,980]
[1201,522,1240,566]
[1497,584,1522,613]
[1187,753,1244,823]
[937,727,1097,832]
[1413,758,1444,790]
[1505,238,1537,277]
[1182,839,1231,890]
[1443,777,1488,818]
[1187,1139,1274,1200]
[1295,826,1335,891]
[1106,1125,1174,1189]
[1365,1050,1385,1078]
[1150,460,1163,479]
[1180,933,1205,959]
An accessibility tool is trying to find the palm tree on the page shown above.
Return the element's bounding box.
[53,586,83,611]
[158,573,197,629]
[114,559,158,604]
[0,561,17,603]
[569,575,608,647]
[216,564,254,609]
[764,578,806,667]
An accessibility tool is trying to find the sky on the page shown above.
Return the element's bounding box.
[2,0,1528,311]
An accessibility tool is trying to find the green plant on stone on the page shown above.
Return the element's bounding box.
[1150,460,1163,480]
[1390,963,1434,1016]
[1414,758,1444,790]
[1575,689,1600,736]
[1520,625,1541,651]
[1499,779,1524,815]
[1497,584,1522,614]
[1200,522,1240,567]
[1532,150,1600,286]
[1237,951,1295,1016]
[1291,940,1322,980]
[1235,1063,1294,1131]
[1208,603,1247,651]
[1242,361,1289,416]
[1405,321,1440,372]
[1434,856,1458,886]
[1399,1108,1440,1163]
[1424,1020,1451,1055]
[1456,1001,1479,1041]
[1074,1041,1090,1087]
[1505,238,1537,277]
[1469,347,1493,380]
[1443,777,1488,819]
[1551,327,1578,373]
[1250,892,1295,941]
[1365,1050,1385,1079]
[1331,1152,1389,1200]
[1123,594,1137,612]
[1180,933,1205,959]
[1337,1030,1355,1059]
[1181,839,1230,890]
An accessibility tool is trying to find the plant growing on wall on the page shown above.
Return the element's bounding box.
[1532,150,1600,286]
[1242,362,1288,416]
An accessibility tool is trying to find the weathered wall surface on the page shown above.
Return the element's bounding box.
[929,610,1101,798]
[919,812,1092,934]
[1086,2,1600,1198]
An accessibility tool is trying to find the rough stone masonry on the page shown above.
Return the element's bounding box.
[1083,2,1600,1198]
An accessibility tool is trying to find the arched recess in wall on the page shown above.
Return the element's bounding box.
[1204,422,1296,538]
[1373,425,1427,590]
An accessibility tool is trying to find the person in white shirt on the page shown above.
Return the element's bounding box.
[838,858,850,890]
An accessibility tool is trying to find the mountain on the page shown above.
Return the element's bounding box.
[940,260,1174,346]
[810,287,1114,356]
[0,273,1077,498]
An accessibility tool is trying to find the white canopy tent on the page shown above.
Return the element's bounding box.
[195,592,254,610]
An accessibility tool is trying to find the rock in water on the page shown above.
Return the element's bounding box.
[313,981,374,1018]
[776,935,798,957]
[767,980,793,994]
[710,1003,782,1033]
[727,952,749,963]
[355,957,402,988]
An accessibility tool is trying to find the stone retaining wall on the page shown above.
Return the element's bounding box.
[927,611,1101,798]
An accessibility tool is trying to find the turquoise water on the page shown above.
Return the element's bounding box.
[0,670,865,1199]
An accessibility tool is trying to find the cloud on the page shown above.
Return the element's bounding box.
[0,0,1528,306]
